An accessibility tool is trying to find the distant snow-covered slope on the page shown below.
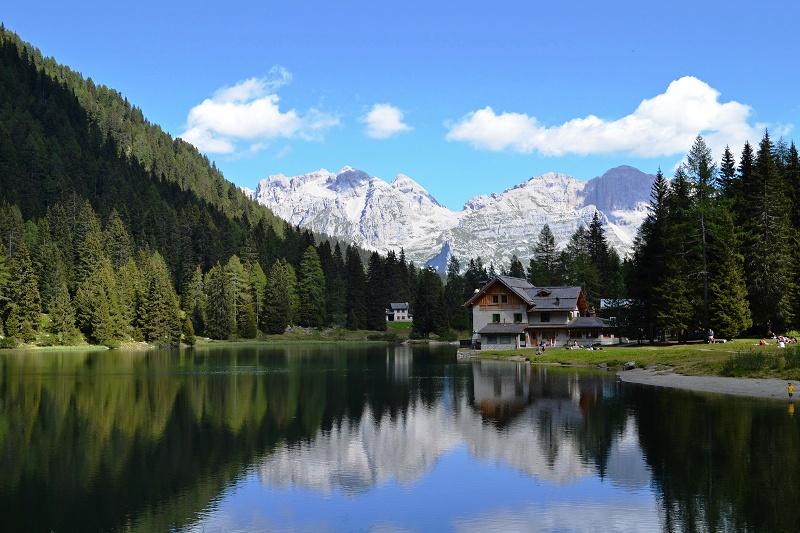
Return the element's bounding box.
[248,165,654,270]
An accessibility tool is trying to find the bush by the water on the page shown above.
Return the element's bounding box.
[366,332,400,343]
[0,337,17,349]
[721,348,800,376]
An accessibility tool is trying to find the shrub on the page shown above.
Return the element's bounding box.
[0,337,17,349]
[366,332,400,343]
[36,335,57,347]
[436,329,459,342]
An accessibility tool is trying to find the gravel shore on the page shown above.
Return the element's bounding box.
[618,368,797,401]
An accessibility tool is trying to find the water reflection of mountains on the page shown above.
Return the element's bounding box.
[2,345,799,533]
[260,359,650,492]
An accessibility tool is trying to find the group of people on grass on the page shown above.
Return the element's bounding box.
[756,335,798,348]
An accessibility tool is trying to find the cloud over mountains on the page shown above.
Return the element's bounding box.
[446,76,785,158]
[179,66,339,154]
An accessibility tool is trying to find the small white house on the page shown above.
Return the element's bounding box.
[386,302,412,322]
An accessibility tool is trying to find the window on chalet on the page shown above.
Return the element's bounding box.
[491,295,499,304]
[500,294,508,303]
[541,312,551,323]
[513,313,522,323]
[492,313,500,323]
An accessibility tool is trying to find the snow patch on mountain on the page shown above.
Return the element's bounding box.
[248,165,654,269]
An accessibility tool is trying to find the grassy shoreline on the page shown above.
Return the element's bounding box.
[469,339,800,379]
[1,328,409,353]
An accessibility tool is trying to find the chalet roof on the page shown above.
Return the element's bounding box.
[464,276,583,309]
[388,302,409,310]
[495,275,535,302]
[477,323,527,334]
[524,286,582,311]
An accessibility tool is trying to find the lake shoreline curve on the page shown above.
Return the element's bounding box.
[617,368,797,401]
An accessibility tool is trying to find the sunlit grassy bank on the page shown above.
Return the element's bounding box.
[473,339,800,378]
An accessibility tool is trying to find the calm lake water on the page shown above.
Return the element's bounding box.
[1,344,797,532]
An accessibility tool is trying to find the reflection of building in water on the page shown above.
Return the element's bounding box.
[471,360,530,422]
[385,346,412,382]
[258,366,651,492]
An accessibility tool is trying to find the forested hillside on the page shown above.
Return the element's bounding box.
[0,27,426,346]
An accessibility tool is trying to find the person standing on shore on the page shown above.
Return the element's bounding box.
[788,382,795,399]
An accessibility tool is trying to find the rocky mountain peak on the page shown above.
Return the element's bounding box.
[247,166,655,270]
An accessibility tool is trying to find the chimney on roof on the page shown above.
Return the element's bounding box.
[589,306,596,317]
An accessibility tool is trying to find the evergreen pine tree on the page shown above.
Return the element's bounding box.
[508,255,525,278]
[743,132,793,332]
[718,145,738,198]
[226,255,257,338]
[345,246,367,330]
[139,252,181,344]
[587,212,611,276]
[443,255,470,331]
[654,263,694,341]
[686,135,717,329]
[707,210,751,338]
[182,316,196,345]
[104,209,134,268]
[5,242,41,341]
[249,262,267,330]
[182,265,206,336]
[412,268,447,338]
[74,258,124,344]
[326,243,347,326]
[116,257,142,339]
[204,263,236,339]
[285,262,298,325]
[735,141,755,228]
[262,259,292,334]
[297,246,327,328]
[528,224,558,285]
[49,281,77,344]
[0,242,9,315]
[365,252,387,330]
[73,201,105,287]
[33,218,66,311]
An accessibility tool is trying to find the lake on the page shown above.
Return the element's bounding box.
[1,344,797,532]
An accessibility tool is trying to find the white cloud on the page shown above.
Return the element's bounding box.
[446,76,788,158]
[179,67,339,154]
[362,103,413,139]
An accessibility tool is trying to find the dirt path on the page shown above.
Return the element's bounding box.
[618,368,797,401]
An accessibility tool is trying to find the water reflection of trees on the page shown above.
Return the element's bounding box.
[0,345,467,532]
[2,346,797,532]
[629,385,800,532]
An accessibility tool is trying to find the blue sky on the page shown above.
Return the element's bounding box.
[4,0,799,209]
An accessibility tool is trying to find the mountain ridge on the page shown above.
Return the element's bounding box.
[248,165,655,269]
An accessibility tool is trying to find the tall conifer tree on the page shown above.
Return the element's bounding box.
[297,246,327,327]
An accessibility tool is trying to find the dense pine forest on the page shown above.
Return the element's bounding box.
[0,26,798,347]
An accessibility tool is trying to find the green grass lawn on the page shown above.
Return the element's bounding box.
[475,339,794,377]
[387,321,413,331]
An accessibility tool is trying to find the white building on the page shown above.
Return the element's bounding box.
[386,302,412,322]
[464,276,616,350]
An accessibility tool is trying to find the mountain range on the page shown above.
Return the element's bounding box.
[245,165,655,270]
